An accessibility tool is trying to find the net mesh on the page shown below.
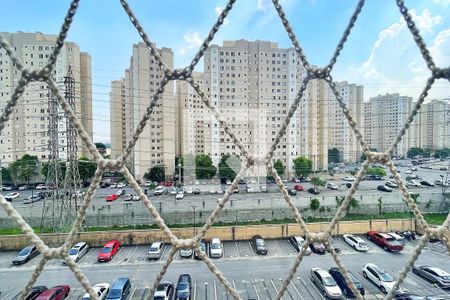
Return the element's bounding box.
[0,0,449,299]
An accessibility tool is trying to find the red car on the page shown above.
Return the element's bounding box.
[367,231,403,252]
[162,181,173,187]
[97,240,120,262]
[106,194,118,202]
[294,184,304,191]
[36,285,70,300]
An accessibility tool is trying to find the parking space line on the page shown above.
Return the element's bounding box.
[289,279,304,300]
[269,277,279,295]
[305,275,326,300]
[248,241,255,256]
[251,279,261,300]
[274,240,286,255]
[214,280,217,300]
[234,242,240,257]
[159,244,167,260]
[277,278,294,300]
[295,276,316,300]
[129,285,137,300]
[232,279,236,290]
[193,281,197,300]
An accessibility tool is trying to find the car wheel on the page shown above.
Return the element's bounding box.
[383,246,388,251]
[363,271,367,278]
[412,268,418,274]
[323,290,327,297]
[367,236,371,241]
[380,286,386,293]
[352,245,356,250]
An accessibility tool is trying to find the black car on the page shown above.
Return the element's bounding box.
[11,286,48,300]
[288,189,297,196]
[176,274,192,300]
[377,185,392,192]
[420,180,434,187]
[309,242,326,254]
[194,239,206,260]
[329,267,365,298]
[153,281,174,300]
[252,235,268,255]
[396,230,417,241]
[307,187,320,195]
[394,291,446,299]
[12,245,40,265]
[193,188,201,195]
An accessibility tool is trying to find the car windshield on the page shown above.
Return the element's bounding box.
[68,248,79,255]
[441,276,450,281]
[177,282,189,292]
[323,276,337,286]
[256,239,265,246]
[153,297,165,300]
[18,248,31,256]
[199,243,206,251]
[211,243,220,249]
[101,246,112,253]
[107,289,121,298]
[359,242,367,247]
[379,272,393,282]
[156,284,166,291]
[149,247,159,252]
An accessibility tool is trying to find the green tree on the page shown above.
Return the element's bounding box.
[1,167,12,183]
[144,165,165,182]
[311,177,326,188]
[328,148,341,163]
[78,157,97,181]
[274,159,285,177]
[41,161,66,180]
[195,154,217,179]
[10,154,39,185]
[410,193,420,204]
[366,167,387,177]
[434,148,450,158]
[95,143,107,158]
[218,154,239,180]
[335,196,360,215]
[175,154,195,180]
[310,198,320,216]
[360,148,378,161]
[293,157,312,177]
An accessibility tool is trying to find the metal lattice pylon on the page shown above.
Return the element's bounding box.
[0,1,450,300]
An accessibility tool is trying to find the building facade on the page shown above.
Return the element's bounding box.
[416,99,450,149]
[0,31,92,165]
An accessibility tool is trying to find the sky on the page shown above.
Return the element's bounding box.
[0,0,449,143]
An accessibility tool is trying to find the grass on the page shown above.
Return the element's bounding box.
[0,212,447,235]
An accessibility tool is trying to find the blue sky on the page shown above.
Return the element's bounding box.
[1,0,449,143]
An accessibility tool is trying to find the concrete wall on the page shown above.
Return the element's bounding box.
[0,219,415,251]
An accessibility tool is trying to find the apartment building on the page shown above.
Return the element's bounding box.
[416,99,450,149]
[328,81,363,162]
[0,31,92,165]
[364,93,416,157]
[110,42,175,181]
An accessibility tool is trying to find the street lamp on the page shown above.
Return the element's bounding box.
[178,163,182,185]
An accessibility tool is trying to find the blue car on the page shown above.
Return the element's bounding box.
[176,274,192,300]
[329,267,365,298]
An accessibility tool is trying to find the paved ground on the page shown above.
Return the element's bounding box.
[1,235,450,299]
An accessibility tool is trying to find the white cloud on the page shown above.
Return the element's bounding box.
[257,0,268,11]
[432,0,450,6]
[343,9,449,100]
[178,31,203,55]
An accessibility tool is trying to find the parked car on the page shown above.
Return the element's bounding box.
[440,167,449,171]
[12,245,40,265]
[162,181,173,187]
[385,181,398,188]
[208,187,217,194]
[406,180,422,187]
[388,232,406,246]
[106,194,119,202]
[344,176,355,181]
[307,187,320,195]
[35,286,70,300]
[194,239,206,259]
[115,189,125,197]
[180,248,193,258]
[123,194,133,201]
[288,189,297,196]
[97,240,120,262]
[82,283,110,300]
[147,241,164,260]
[343,234,369,251]
[393,291,440,299]
[294,184,304,191]
[175,191,184,200]
[340,182,352,189]
[209,237,223,258]
[1,184,13,191]
[412,265,450,288]
[35,184,48,190]
[193,188,201,195]
[63,242,89,264]
[310,268,342,299]
[326,182,338,190]
[232,185,239,193]
[329,267,365,298]
[106,278,131,300]
[367,231,404,252]
[176,274,192,300]
[117,182,126,188]
[154,186,166,195]
[252,235,268,255]
[420,180,435,187]
[132,195,140,201]
[23,195,44,204]
[153,281,174,300]
[18,185,28,191]
[397,230,417,241]
[11,286,48,300]
[377,185,392,192]
[5,192,20,201]
[246,186,255,193]
[289,236,312,255]
[362,263,395,293]
[435,179,449,187]
[309,241,326,254]
[186,187,193,195]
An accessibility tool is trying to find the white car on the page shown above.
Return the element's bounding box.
[362,263,396,293]
[35,184,48,190]
[81,283,110,300]
[326,182,338,190]
[343,176,355,181]
[311,268,342,299]
[179,248,193,258]
[343,234,369,251]
[186,187,193,195]
[175,192,184,200]
[385,181,398,188]
[116,182,126,188]
[405,170,412,174]
[132,195,140,201]
[170,187,178,195]
[209,238,223,258]
[114,189,125,196]
[64,242,89,264]
[109,183,117,188]
[246,186,254,193]
[154,186,166,195]
[209,187,217,194]
[4,192,20,201]
[407,180,421,187]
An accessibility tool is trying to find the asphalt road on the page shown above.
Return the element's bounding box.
[1,235,450,300]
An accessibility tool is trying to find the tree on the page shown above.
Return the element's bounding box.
[41,161,66,180]
[328,148,341,163]
[360,148,377,161]
[195,154,217,179]
[175,154,195,180]
[366,167,387,177]
[144,165,165,182]
[10,154,39,185]
[1,167,12,183]
[310,198,320,216]
[218,154,239,180]
[434,148,450,158]
[293,157,312,177]
[78,157,97,181]
[335,196,359,215]
[410,193,420,204]
[95,143,107,158]
[274,159,285,177]
[311,177,326,188]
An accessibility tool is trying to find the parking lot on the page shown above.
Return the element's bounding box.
[1,234,450,299]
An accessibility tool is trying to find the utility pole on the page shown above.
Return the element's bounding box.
[191,204,196,236]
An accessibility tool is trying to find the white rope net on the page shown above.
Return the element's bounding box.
[0,0,449,299]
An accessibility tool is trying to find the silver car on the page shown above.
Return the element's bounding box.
[311,268,342,299]
[413,265,450,288]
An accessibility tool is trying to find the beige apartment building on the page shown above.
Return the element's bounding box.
[416,99,450,149]
[110,42,175,181]
[328,81,364,162]
[0,31,92,165]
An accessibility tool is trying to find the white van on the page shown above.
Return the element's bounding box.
[209,238,223,258]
